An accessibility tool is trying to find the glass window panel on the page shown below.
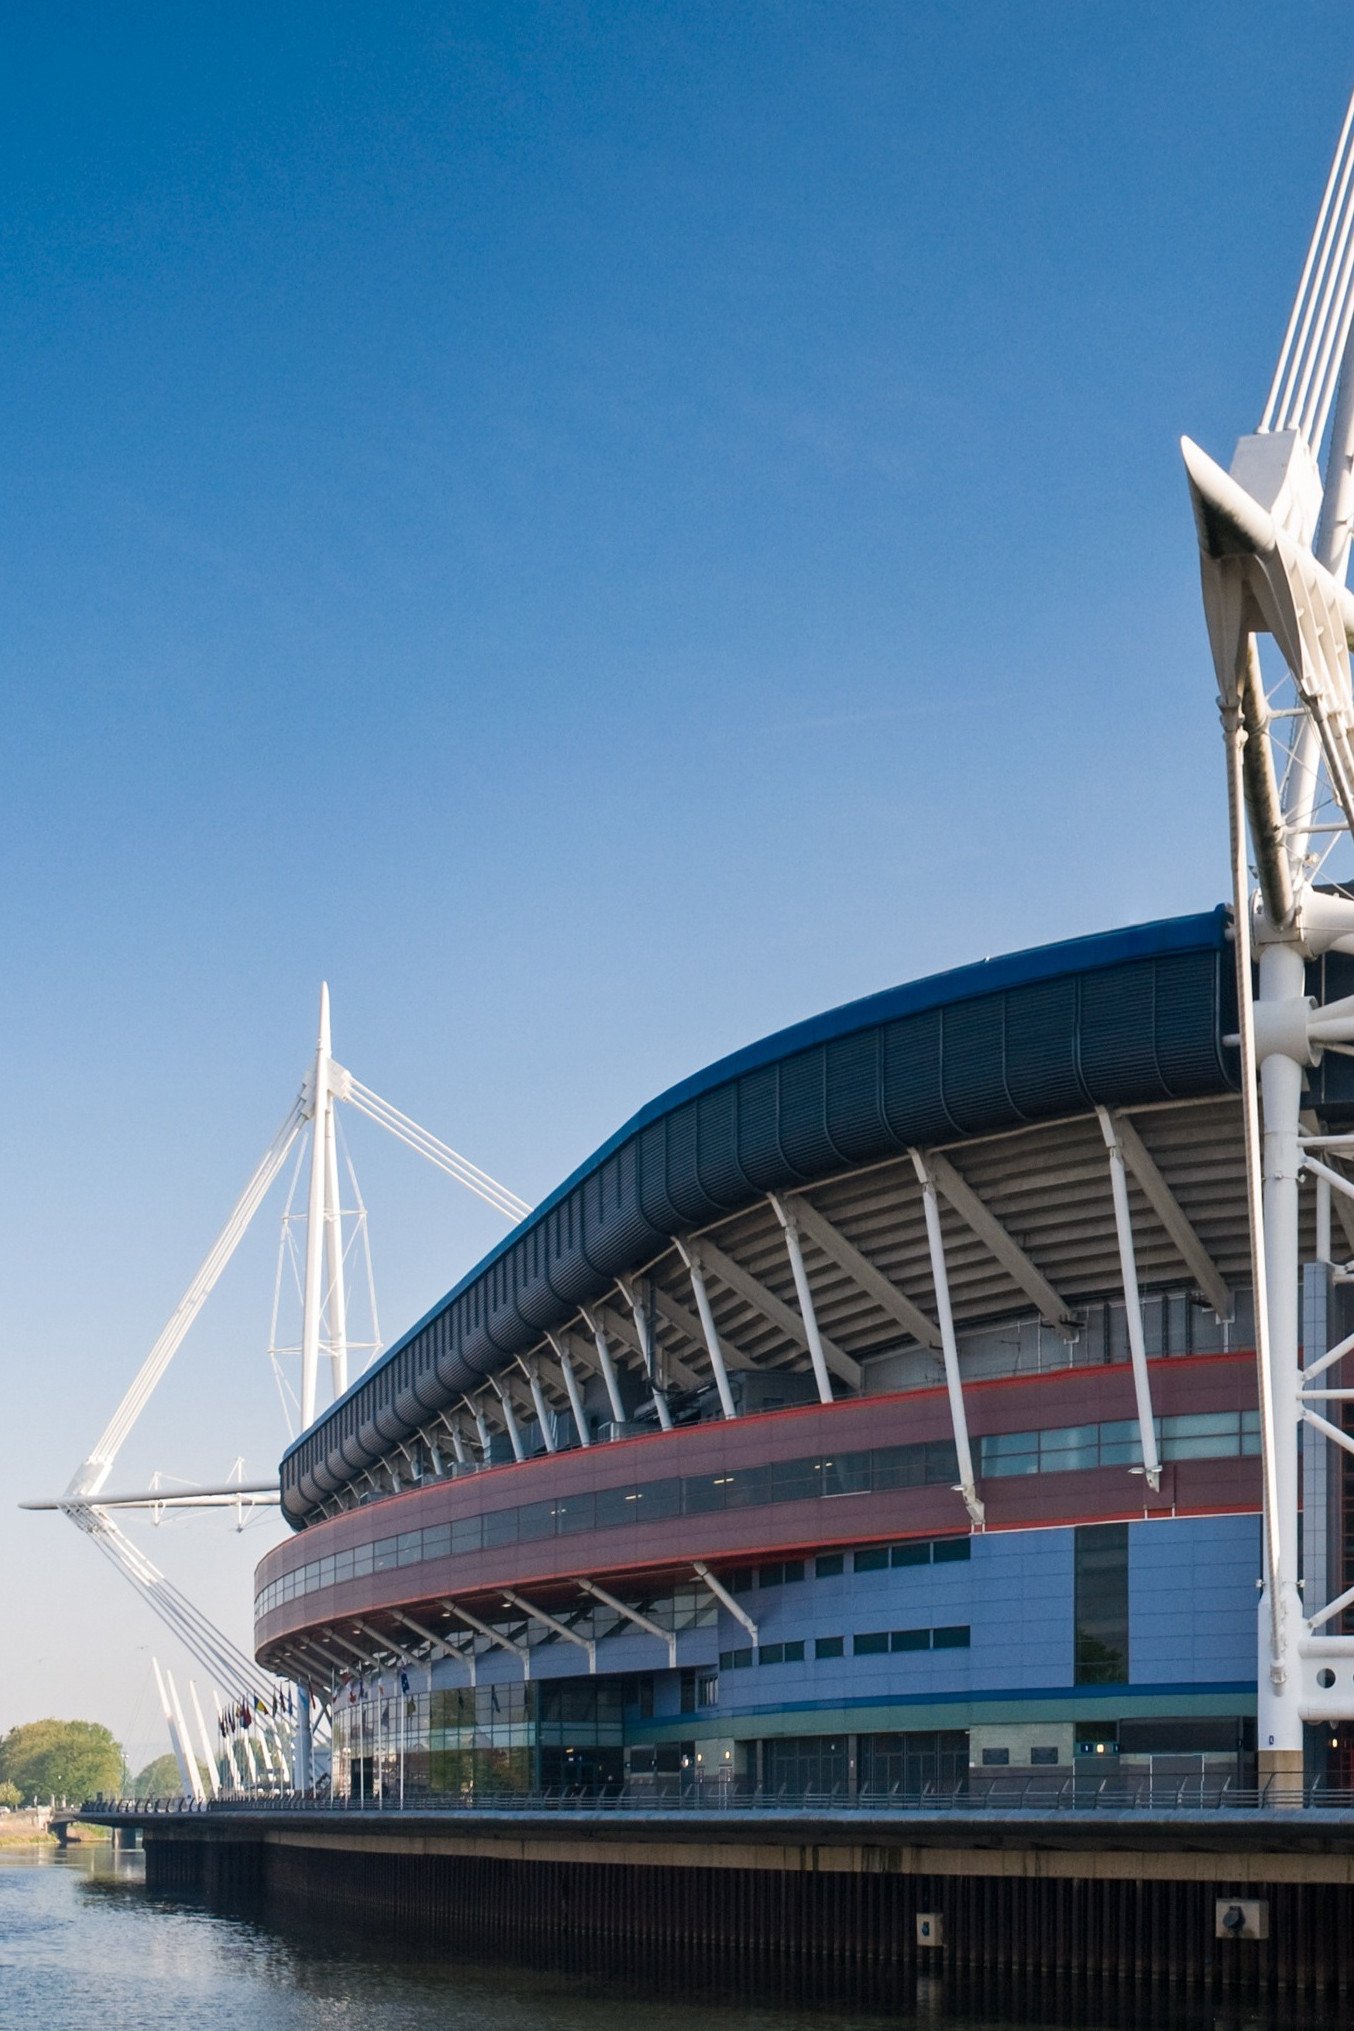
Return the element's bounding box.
[891,1627,929,1651]
[596,1484,645,1529]
[351,1543,374,1577]
[373,1537,399,1572]
[815,1635,845,1659]
[771,1456,821,1504]
[482,1506,518,1547]
[554,1492,596,1535]
[758,1562,785,1587]
[319,1556,337,1586]
[681,1474,727,1515]
[931,1624,971,1649]
[516,1500,556,1542]
[721,1465,773,1509]
[450,1516,482,1556]
[871,1444,923,1490]
[420,1526,450,1563]
[821,1451,870,1497]
[633,1478,681,1520]
[759,1643,784,1666]
[854,1631,889,1655]
[815,1552,845,1578]
[891,1542,929,1567]
[924,1441,960,1484]
[396,1532,422,1566]
[782,1640,805,1663]
[854,1547,889,1573]
[931,1537,971,1564]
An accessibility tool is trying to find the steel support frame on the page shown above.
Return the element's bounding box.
[579,1578,677,1668]
[1095,1106,1164,1492]
[908,1151,984,1526]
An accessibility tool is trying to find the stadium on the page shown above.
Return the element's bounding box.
[252,903,1354,1801]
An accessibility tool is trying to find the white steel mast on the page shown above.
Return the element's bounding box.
[1185,80,1354,1787]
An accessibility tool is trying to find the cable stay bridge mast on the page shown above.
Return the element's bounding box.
[1185,80,1354,1784]
[22,985,530,1795]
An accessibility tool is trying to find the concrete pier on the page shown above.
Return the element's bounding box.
[82,1802,1354,2010]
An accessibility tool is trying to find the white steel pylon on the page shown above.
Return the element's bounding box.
[1185,79,1354,1785]
[25,984,530,1784]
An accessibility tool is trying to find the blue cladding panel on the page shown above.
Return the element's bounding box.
[733,1065,788,1188]
[1004,976,1086,1118]
[281,911,1237,1521]
[696,1084,749,1209]
[942,997,1020,1135]
[778,1050,843,1179]
[1079,963,1165,1100]
[663,1101,716,1226]
[825,1028,888,1164]
[880,1010,956,1147]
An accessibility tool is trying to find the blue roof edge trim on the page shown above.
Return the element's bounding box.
[283,905,1231,1467]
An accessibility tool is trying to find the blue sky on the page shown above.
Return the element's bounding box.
[3,2,1349,1762]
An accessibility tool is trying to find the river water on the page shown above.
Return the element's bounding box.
[0,1841,1308,2031]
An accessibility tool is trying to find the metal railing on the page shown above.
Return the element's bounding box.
[85,1775,1354,1818]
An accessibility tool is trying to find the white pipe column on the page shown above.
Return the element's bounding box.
[1257,940,1309,1783]
[292,1684,314,1792]
[581,1308,627,1428]
[624,1283,673,1430]
[165,1669,205,1802]
[187,1680,220,1798]
[677,1242,738,1421]
[300,985,333,1432]
[546,1332,591,1447]
[908,1153,984,1527]
[151,1657,193,1798]
[520,1360,557,1452]
[491,1379,527,1462]
[322,1095,348,1402]
[769,1197,834,1405]
[1095,1109,1163,1492]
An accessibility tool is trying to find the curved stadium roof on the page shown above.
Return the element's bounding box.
[281,909,1242,1523]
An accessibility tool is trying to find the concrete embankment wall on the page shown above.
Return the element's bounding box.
[136,1813,1354,2012]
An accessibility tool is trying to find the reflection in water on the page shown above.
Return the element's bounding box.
[0,1844,1328,2031]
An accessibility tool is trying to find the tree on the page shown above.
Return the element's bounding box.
[0,1781,21,1808]
[132,1753,185,1799]
[0,1720,123,1803]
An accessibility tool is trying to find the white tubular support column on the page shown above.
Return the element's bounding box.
[579,1578,677,1668]
[187,1680,220,1798]
[692,1560,758,1645]
[580,1307,627,1427]
[300,985,333,1432]
[519,1359,557,1453]
[908,1151,984,1527]
[677,1242,738,1420]
[152,1657,193,1798]
[769,1196,834,1405]
[1318,1170,1334,1264]
[546,1332,591,1447]
[1258,939,1309,1777]
[443,1416,469,1467]
[292,1683,314,1791]
[470,1400,493,1461]
[620,1282,673,1430]
[490,1378,527,1462]
[165,1669,206,1802]
[322,1093,348,1402]
[1095,1107,1163,1493]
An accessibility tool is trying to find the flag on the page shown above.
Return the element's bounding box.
[399,1670,410,1696]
